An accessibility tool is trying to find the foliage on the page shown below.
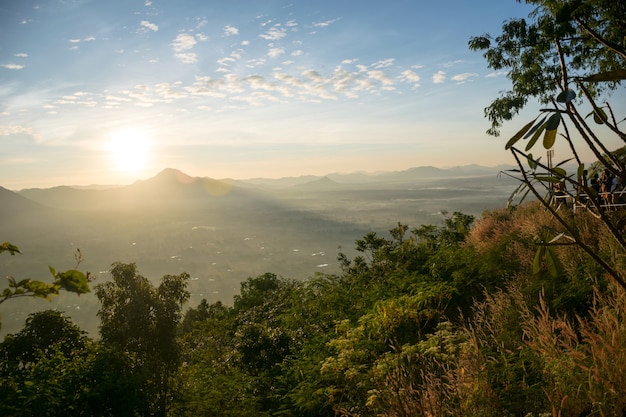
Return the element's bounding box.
[0,310,142,417]
[95,262,190,417]
[1,243,91,308]
[470,0,626,292]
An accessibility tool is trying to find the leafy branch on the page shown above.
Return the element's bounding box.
[1,243,92,305]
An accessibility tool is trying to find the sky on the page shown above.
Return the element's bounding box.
[1,0,623,189]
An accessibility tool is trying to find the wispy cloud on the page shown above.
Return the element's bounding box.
[14,53,28,58]
[259,25,286,41]
[2,64,25,70]
[486,70,508,78]
[268,47,285,58]
[371,58,395,69]
[171,33,198,63]
[432,70,446,84]
[399,69,420,85]
[224,25,239,36]
[140,20,159,32]
[313,18,339,28]
[451,72,478,82]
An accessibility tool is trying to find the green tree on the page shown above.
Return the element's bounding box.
[469,0,626,289]
[95,262,190,417]
[0,307,151,417]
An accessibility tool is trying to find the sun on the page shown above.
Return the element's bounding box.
[108,128,151,172]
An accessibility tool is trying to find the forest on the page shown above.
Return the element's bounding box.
[1,0,626,416]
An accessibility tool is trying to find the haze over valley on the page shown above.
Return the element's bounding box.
[1,165,515,336]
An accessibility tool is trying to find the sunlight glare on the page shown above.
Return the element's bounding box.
[108,128,151,172]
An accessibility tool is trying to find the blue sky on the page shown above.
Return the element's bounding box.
[1,0,620,189]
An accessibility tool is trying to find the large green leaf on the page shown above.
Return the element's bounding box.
[545,112,561,130]
[551,167,567,178]
[525,122,546,151]
[556,89,576,103]
[582,69,626,82]
[593,108,608,124]
[505,118,537,150]
[543,128,557,149]
[523,115,547,139]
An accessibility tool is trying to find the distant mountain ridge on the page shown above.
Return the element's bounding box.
[9,164,514,210]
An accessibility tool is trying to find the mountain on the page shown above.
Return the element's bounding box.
[0,186,48,217]
[18,168,243,211]
[293,176,342,191]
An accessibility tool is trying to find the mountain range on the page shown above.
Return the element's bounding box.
[0,164,517,337]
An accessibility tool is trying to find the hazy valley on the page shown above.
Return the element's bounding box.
[1,165,516,336]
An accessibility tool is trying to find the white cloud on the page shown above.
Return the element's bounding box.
[0,125,33,136]
[196,33,208,42]
[2,64,24,70]
[399,69,420,83]
[432,70,446,84]
[268,47,285,58]
[368,70,395,89]
[486,70,508,78]
[171,34,199,63]
[371,58,395,69]
[224,25,239,36]
[313,18,338,28]
[291,50,303,57]
[14,53,28,58]
[171,34,197,52]
[241,40,250,46]
[259,25,286,41]
[451,72,478,82]
[140,20,159,32]
[442,60,465,68]
[175,53,198,64]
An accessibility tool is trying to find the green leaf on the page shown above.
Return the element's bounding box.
[552,167,567,178]
[534,176,562,183]
[527,153,537,170]
[543,129,557,149]
[556,89,576,103]
[505,118,537,150]
[525,122,546,151]
[545,112,561,130]
[593,108,608,124]
[577,163,585,181]
[523,115,547,139]
[48,265,56,277]
[0,242,21,255]
[582,69,626,82]
[57,270,90,294]
[545,246,564,278]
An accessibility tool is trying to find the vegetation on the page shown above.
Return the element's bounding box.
[1,1,625,416]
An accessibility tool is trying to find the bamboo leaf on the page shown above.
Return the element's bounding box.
[534,176,562,183]
[543,128,557,149]
[526,122,546,151]
[585,108,608,124]
[546,113,561,130]
[556,89,576,103]
[552,167,567,178]
[524,115,547,139]
[581,69,626,82]
[505,118,537,150]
